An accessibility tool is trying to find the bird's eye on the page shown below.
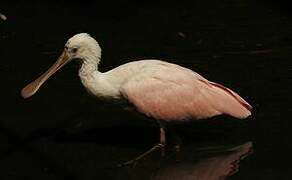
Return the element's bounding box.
[72,47,78,53]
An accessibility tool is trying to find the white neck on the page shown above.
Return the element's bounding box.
[79,59,98,77]
[78,50,100,77]
[77,51,121,99]
[78,53,100,95]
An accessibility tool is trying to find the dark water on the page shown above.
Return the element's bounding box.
[1,0,292,179]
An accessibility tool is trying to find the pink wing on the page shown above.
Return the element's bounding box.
[121,62,252,122]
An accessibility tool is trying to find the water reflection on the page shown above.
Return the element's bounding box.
[120,141,253,180]
[150,142,253,180]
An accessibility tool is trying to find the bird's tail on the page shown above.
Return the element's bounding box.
[208,82,252,119]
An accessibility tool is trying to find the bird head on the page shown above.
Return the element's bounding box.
[65,33,101,62]
[21,33,101,99]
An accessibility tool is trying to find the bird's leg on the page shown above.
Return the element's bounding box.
[159,127,166,156]
[118,127,166,167]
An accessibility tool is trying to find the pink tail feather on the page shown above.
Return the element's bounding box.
[208,82,252,119]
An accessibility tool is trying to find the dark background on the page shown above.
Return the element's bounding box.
[1,0,292,179]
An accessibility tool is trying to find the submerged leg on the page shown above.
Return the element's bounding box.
[119,127,166,167]
[172,133,182,161]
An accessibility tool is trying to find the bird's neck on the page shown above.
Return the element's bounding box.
[78,54,101,90]
[78,56,121,99]
[78,53,100,77]
[79,60,98,76]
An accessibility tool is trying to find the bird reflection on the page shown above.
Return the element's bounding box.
[151,142,253,180]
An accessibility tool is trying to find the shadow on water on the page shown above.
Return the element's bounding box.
[114,141,253,180]
[150,142,253,180]
[0,118,253,180]
[40,134,253,180]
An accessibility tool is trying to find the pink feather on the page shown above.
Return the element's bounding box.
[121,61,252,122]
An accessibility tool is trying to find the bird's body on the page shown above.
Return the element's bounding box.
[21,33,252,165]
[79,59,251,122]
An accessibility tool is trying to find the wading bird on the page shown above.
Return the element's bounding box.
[21,33,252,165]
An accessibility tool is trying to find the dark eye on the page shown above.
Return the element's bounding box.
[72,47,78,53]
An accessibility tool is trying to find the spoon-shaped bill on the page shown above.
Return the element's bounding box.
[21,50,69,99]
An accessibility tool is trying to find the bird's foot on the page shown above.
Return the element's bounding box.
[118,143,165,167]
[174,143,181,153]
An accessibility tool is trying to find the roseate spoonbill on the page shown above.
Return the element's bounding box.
[21,33,252,165]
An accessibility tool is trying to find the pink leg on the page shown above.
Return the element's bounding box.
[119,127,166,167]
[160,127,166,156]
